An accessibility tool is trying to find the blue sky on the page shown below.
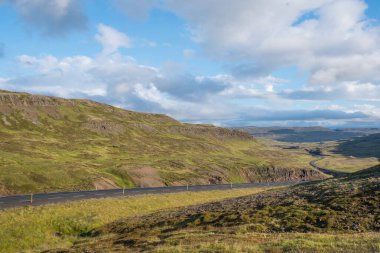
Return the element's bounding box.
[1,0,380,127]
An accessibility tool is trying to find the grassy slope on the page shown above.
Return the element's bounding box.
[64,165,380,252]
[335,133,380,159]
[0,188,271,253]
[0,90,321,195]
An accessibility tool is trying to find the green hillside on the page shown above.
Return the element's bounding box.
[335,133,380,159]
[50,165,380,252]
[0,90,322,195]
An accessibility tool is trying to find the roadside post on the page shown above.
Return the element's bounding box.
[30,193,33,204]
[123,187,125,195]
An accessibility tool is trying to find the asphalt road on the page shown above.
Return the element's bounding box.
[310,156,348,177]
[0,181,301,210]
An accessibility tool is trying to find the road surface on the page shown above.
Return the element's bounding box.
[310,156,348,177]
[0,181,301,210]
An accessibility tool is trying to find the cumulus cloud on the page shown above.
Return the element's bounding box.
[1,21,378,127]
[8,0,87,36]
[95,24,132,55]
[2,50,370,126]
[159,0,380,93]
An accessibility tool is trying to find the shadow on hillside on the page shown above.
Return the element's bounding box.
[333,134,380,159]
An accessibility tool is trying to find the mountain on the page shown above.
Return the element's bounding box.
[335,133,380,159]
[236,126,380,143]
[61,165,380,252]
[0,90,323,195]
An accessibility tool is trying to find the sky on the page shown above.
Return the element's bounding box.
[1,0,380,128]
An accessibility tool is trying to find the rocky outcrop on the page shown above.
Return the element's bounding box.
[82,121,125,135]
[169,125,253,140]
[242,166,326,182]
[0,92,74,106]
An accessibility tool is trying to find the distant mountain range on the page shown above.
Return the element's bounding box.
[235,126,380,143]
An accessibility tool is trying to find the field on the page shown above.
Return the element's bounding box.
[257,138,378,173]
[0,188,270,253]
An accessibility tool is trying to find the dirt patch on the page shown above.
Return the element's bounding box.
[93,177,119,190]
[128,167,165,187]
[0,184,13,196]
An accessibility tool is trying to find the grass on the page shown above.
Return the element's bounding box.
[269,139,380,173]
[315,156,379,172]
[0,188,269,253]
[152,232,380,253]
[62,165,380,252]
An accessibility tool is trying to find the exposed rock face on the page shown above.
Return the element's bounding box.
[242,166,325,182]
[0,92,73,106]
[82,121,125,135]
[169,125,253,139]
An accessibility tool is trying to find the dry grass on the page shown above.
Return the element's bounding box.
[0,188,269,253]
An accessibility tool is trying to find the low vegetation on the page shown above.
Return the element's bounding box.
[57,165,380,252]
[0,188,270,253]
[335,133,380,159]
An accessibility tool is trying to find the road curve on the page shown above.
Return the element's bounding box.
[0,181,301,210]
[310,156,348,177]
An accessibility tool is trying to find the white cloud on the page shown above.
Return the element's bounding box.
[161,0,380,91]
[95,24,132,55]
[282,81,380,101]
[1,21,378,127]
